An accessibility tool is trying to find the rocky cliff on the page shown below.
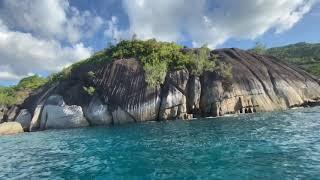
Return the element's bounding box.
[1,48,320,133]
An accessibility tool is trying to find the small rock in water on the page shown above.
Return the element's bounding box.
[0,122,24,136]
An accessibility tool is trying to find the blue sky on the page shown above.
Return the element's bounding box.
[0,0,319,86]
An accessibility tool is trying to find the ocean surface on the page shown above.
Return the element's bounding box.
[1,107,320,179]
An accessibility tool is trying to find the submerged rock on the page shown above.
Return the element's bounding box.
[0,122,24,136]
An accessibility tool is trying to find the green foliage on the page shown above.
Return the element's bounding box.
[216,61,233,90]
[186,45,217,76]
[87,71,96,78]
[107,39,186,64]
[0,75,48,105]
[47,73,62,84]
[83,86,96,96]
[106,39,218,86]
[44,39,230,88]
[131,33,138,41]
[15,75,48,90]
[106,39,186,86]
[217,62,232,80]
[48,50,112,84]
[249,42,267,55]
[265,42,320,76]
[47,67,72,84]
[72,51,110,69]
[248,41,320,76]
[308,64,320,76]
[143,56,168,87]
[0,87,16,105]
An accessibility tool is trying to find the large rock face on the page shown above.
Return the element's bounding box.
[159,70,189,120]
[0,105,8,123]
[186,76,201,114]
[0,122,24,136]
[17,48,320,130]
[29,105,44,132]
[39,95,89,130]
[112,107,135,125]
[40,105,89,130]
[15,109,32,131]
[91,59,161,122]
[85,96,113,125]
[200,49,320,116]
[6,106,20,122]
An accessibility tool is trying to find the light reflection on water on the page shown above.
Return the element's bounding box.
[1,107,320,179]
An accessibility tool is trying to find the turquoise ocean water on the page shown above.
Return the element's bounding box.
[1,107,320,179]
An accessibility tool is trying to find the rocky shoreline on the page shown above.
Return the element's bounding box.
[1,48,320,136]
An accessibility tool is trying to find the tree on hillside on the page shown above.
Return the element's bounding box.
[249,42,267,55]
[187,44,217,76]
[132,33,138,41]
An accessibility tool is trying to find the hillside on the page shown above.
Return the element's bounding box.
[265,42,320,76]
[0,75,47,105]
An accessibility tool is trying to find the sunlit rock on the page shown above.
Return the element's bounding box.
[0,122,24,136]
[15,109,32,131]
[85,96,112,125]
[40,105,88,130]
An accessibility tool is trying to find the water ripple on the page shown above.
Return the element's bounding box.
[1,107,320,179]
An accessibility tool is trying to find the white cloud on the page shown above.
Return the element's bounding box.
[0,0,104,43]
[0,21,92,82]
[0,69,26,81]
[122,0,319,48]
[1,0,318,82]
[0,0,101,82]
[104,16,130,43]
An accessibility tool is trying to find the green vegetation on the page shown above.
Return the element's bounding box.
[248,42,267,55]
[1,39,233,106]
[0,75,48,105]
[0,87,16,105]
[72,50,111,69]
[48,50,111,83]
[83,86,96,96]
[217,61,232,80]
[217,61,233,90]
[185,45,217,76]
[143,58,168,87]
[248,42,320,76]
[265,42,320,76]
[87,71,96,79]
[16,75,48,90]
[47,67,71,83]
[106,39,190,86]
[106,39,224,86]
[46,39,232,87]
